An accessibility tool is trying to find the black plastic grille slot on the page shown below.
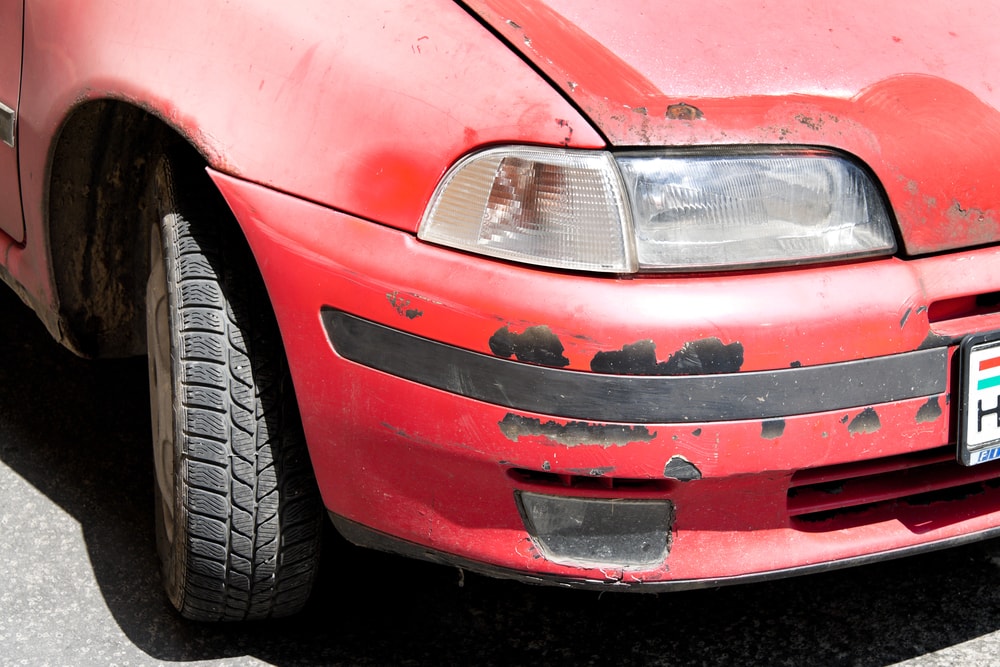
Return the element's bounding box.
[508,468,669,493]
[788,446,1000,523]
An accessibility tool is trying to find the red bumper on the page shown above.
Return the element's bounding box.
[211,168,1000,588]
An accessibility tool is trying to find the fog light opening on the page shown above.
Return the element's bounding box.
[516,492,674,568]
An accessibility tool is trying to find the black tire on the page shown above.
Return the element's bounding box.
[145,161,323,621]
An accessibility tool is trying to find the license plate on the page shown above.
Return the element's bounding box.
[959,331,1000,465]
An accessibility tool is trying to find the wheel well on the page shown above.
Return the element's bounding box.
[48,100,223,358]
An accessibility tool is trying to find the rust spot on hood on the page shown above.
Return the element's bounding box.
[946,200,997,231]
[794,113,824,131]
[666,103,703,120]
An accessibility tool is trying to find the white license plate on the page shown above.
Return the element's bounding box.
[959,332,1000,465]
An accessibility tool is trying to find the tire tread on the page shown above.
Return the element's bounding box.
[158,200,321,621]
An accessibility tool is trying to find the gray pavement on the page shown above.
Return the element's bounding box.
[3,284,1000,666]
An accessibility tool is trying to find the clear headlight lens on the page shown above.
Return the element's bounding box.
[618,151,896,271]
[418,147,895,273]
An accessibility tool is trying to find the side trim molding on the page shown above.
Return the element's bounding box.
[322,309,948,423]
[0,101,13,148]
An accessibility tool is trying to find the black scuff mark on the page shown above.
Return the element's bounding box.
[591,338,744,375]
[381,423,480,454]
[848,407,882,435]
[666,103,704,120]
[790,361,802,368]
[917,396,943,423]
[663,456,702,481]
[386,291,423,320]
[555,118,574,146]
[919,331,954,349]
[633,106,648,115]
[900,307,912,328]
[490,325,569,367]
[542,461,551,471]
[839,415,850,424]
[761,419,786,439]
[691,428,703,437]
[499,414,655,448]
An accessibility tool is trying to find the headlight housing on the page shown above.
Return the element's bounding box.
[418,146,896,273]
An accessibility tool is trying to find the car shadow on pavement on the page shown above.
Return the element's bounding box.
[3,283,1000,666]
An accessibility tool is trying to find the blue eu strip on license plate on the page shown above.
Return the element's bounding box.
[959,332,1000,465]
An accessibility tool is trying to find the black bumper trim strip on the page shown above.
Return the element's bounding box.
[322,309,948,423]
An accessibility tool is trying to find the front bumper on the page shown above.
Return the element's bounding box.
[211,168,1000,588]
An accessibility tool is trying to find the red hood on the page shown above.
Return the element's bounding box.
[467,0,1000,255]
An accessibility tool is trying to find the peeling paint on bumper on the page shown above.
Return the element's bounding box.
[210,168,1000,588]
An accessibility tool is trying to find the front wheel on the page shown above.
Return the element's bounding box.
[146,163,323,621]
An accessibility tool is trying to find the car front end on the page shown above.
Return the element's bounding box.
[193,0,1000,590]
[31,0,1000,595]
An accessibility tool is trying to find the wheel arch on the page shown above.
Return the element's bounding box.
[47,99,232,358]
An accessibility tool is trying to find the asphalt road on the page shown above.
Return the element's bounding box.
[3,285,1000,667]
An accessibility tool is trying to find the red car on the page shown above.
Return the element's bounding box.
[3,0,1000,620]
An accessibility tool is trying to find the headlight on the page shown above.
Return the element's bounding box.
[618,150,896,271]
[418,147,635,272]
[418,146,896,273]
